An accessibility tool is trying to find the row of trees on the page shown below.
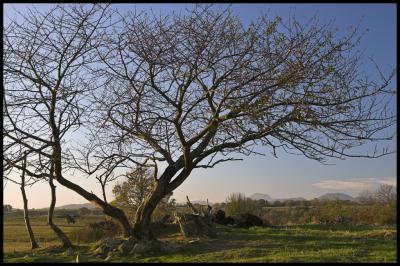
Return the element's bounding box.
[3,3,396,246]
[220,185,397,226]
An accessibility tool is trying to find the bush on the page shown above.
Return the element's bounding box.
[70,220,121,244]
[225,192,260,218]
[235,213,264,228]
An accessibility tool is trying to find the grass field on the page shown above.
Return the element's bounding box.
[3,214,106,252]
[3,214,397,263]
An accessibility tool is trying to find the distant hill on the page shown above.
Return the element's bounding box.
[249,193,305,203]
[176,200,214,206]
[318,193,355,201]
[249,193,273,201]
[272,197,307,203]
[55,203,99,210]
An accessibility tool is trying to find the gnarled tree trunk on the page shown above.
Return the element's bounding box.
[48,172,73,248]
[20,154,39,249]
[50,126,134,238]
[54,171,134,238]
[132,179,168,241]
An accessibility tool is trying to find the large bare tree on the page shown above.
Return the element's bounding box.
[87,5,396,240]
[4,4,396,242]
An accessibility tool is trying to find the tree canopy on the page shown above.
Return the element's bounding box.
[3,4,396,240]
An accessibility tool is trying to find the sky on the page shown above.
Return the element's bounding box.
[3,3,397,209]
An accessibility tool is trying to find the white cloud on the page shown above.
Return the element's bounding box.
[312,177,396,191]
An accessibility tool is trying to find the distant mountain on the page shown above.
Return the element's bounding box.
[318,193,355,201]
[249,193,273,201]
[55,203,99,210]
[192,200,212,205]
[272,197,307,203]
[249,193,305,203]
[176,200,213,206]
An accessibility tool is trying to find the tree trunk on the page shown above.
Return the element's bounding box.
[51,140,134,237]
[133,179,168,241]
[101,183,107,203]
[20,154,39,249]
[48,173,73,248]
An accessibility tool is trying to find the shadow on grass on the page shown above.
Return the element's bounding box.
[155,224,394,259]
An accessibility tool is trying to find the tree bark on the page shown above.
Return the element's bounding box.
[48,172,74,248]
[20,154,39,249]
[49,114,133,237]
[101,183,108,203]
[133,179,168,241]
[54,170,134,237]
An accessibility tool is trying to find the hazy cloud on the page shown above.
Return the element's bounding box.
[312,177,396,191]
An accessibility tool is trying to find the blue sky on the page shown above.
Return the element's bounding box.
[3,3,396,208]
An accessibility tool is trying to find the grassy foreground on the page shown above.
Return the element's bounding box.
[3,214,397,263]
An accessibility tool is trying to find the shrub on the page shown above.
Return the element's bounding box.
[70,220,121,244]
[225,192,260,218]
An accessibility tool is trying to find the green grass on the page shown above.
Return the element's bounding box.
[3,214,397,263]
[3,213,108,252]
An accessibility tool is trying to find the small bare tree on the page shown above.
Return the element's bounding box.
[3,4,134,237]
[375,184,396,204]
[47,161,74,248]
[19,152,40,249]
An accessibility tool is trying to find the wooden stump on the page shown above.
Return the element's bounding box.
[174,196,216,238]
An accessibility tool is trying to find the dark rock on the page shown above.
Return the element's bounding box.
[160,242,183,253]
[212,209,236,226]
[152,214,171,229]
[65,247,74,256]
[234,213,263,228]
[130,242,151,254]
[117,239,136,255]
[103,237,124,248]
[225,216,235,225]
[76,253,88,263]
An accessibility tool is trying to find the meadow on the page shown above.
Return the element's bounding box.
[3,213,397,263]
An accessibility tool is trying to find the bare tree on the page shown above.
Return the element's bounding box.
[19,152,40,249]
[4,141,74,248]
[3,4,134,237]
[357,190,374,204]
[4,150,40,249]
[4,4,396,242]
[47,161,74,248]
[375,184,396,204]
[89,5,396,240]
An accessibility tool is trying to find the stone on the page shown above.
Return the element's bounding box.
[91,240,103,251]
[160,243,183,253]
[103,237,124,248]
[188,238,200,244]
[94,244,111,257]
[65,247,74,256]
[130,242,155,254]
[131,243,147,254]
[234,213,263,228]
[76,253,88,263]
[117,240,136,255]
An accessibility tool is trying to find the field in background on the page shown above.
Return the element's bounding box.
[3,213,397,263]
[3,213,106,252]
